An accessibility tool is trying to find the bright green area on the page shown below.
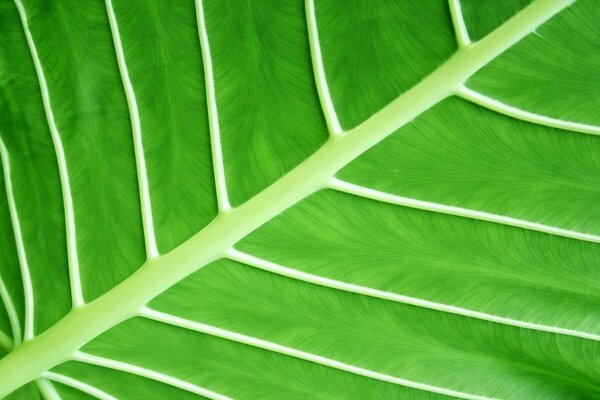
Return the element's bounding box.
[0,0,598,398]
[83,316,452,400]
[152,259,600,398]
[204,0,328,205]
[239,189,600,336]
[0,1,70,334]
[468,0,600,125]
[340,97,600,235]
[53,361,203,400]
[461,0,533,41]
[19,0,145,301]
[315,0,456,129]
[110,0,218,253]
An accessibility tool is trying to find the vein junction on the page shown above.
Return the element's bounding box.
[0,0,584,398]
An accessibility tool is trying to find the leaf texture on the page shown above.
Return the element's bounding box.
[0,0,598,399]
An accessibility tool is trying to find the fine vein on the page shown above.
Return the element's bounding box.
[228,249,600,342]
[35,378,61,400]
[329,178,600,244]
[14,0,84,307]
[0,330,12,352]
[0,139,34,341]
[140,307,496,400]
[42,372,117,400]
[448,0,471,47]
[456,85,600,135]
[196,0,231,213]
[0,269,21,346]
[306,0,343,135]
[73,351,232,400]
[0,0,574,395]
[105,0,159,259]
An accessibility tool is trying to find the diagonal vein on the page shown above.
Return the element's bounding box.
[196,0,231,213]
[306,0,343,136]
[0,330,13,352]
[329,178,600,244]
[448,0,471,47]
[35,378,62,400]
[42,372,117,400]
[73,351,232,400]
[227,248,600,342]
[456,85,600,136]
[139,307,496,400]
[0,141,21,349]
[105,0,159,260]
[0,138,34,341]
[0,268,20,347]
[0,0,575,395]
[13,0,83,307]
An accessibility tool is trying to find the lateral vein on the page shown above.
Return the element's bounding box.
[306,0,343,135]
[448,0,471,47]
[0,267,21,347]
[0,0,575,395]
[456,86,600,135]
[0,329,13,352]
[14,0,84,307]
[73,351,233,400]
[140,307,496,400]
[329,178,600,244]
[35,378,62,400]
[42,372,117,400]
[228,249,600,342]
[196,0,231,213]
[105,0,159,259]
[0,138,34,341]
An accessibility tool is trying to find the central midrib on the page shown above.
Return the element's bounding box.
[0,0,573,395]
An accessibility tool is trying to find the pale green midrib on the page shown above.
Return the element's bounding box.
[0,0,574,396]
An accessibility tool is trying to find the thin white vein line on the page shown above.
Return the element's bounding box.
[195,0,231,213]
[305,0,343,136]
[0,1,576,394]
[140,307,495,400]
[0,329,13,352]
[73,351,233,400]
[448,0,471,47]
[456,86,600,135]
[329,178,600,244]
[0,270,21,346]
[42,372,117,400]
[36,378,62,400]
[227,248,600,342]
[105,0,159,259]
[0,139,34,340]
[0,139,21,350]
[14,0,84,307]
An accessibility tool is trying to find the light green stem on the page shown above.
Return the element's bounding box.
[0,0,573,395]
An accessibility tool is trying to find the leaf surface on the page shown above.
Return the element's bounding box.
[0,0,598,399]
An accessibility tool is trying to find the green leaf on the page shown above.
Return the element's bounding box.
[0,0,597,399]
